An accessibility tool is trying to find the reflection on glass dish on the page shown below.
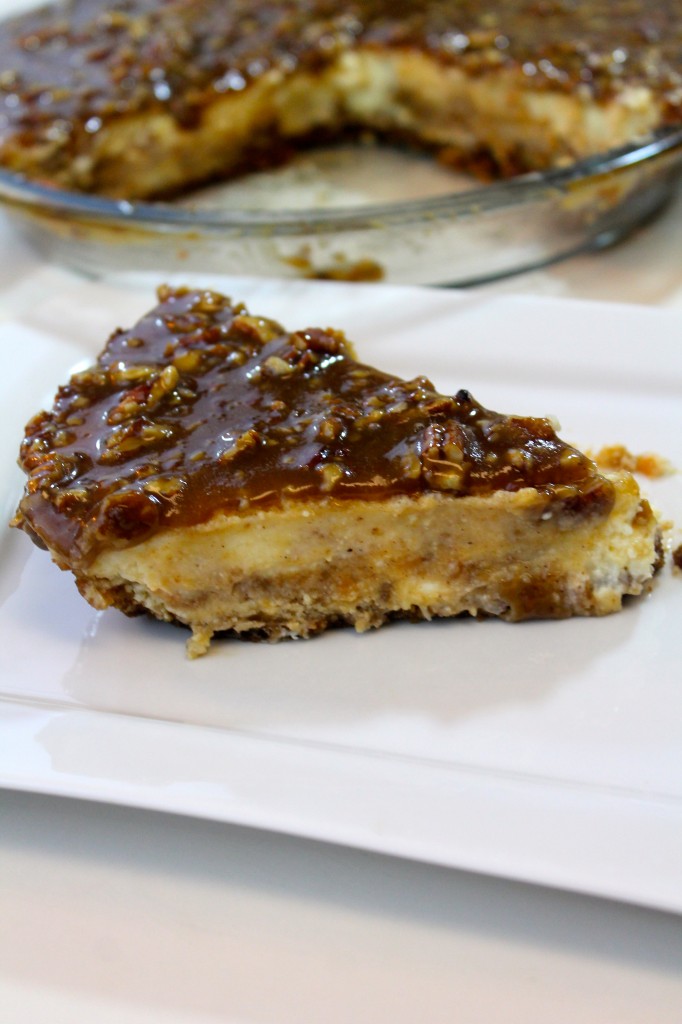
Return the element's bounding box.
[0,129,681,286]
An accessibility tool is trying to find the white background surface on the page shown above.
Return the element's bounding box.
[1,0,682,1006]
[2,789,682,1024]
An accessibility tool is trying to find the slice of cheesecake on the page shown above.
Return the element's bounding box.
[12,286,662,656]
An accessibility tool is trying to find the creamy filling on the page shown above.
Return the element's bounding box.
[8,48,664,198]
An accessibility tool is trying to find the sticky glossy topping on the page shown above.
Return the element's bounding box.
[1,0,680,171]
[15,286,613,566]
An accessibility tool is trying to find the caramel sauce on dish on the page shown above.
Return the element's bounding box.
[1,0,680,179]
[14,286,613,567]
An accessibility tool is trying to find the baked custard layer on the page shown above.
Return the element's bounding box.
[81,480,659,658]
[1,0,680,197]
[12,286,662,655]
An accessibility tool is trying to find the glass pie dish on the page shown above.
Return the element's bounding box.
[0,127,681,286]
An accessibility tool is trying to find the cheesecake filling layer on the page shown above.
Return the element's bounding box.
[80,480,660,657]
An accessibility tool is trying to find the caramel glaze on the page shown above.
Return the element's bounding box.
[0,0,680,187]
[14,285,614,569]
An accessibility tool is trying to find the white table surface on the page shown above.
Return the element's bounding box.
[1,22,681,1013]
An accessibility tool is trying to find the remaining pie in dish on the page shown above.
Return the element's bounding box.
[12,285,662,656]
[0,0,680,198]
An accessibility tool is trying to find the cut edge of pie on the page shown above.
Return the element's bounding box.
[76,481,661,658]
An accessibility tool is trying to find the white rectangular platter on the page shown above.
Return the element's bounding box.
[1,276,681,911]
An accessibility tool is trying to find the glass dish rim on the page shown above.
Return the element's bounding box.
[1,126,681,237]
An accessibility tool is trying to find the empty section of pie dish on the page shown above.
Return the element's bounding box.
[1,130,681,285]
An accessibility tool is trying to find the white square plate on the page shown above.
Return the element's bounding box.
[1,277,681,910]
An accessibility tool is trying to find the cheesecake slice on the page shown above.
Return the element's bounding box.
[12,286,661,656]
